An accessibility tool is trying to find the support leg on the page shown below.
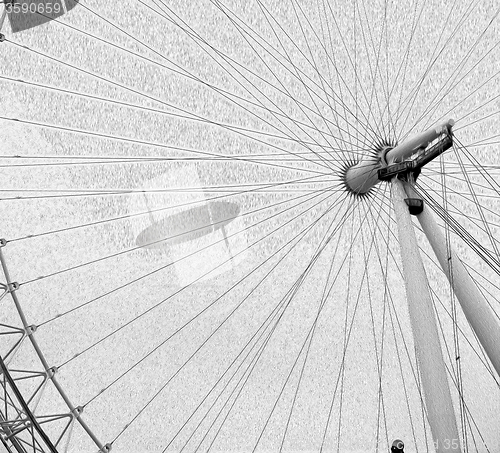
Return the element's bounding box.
[411,184,500,377]
[391,179,461,453]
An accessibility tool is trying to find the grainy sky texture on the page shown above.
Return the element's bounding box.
[0,1,499,452]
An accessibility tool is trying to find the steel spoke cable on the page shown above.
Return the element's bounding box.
[199,288,301,453]
[179,281,301,453]
[382,0,395,142]
[462,263,500,309]
[419,176,500,236]
[35,184,336,327]
[439,156,467,447]
[196,190,382,448]
[77,0,351,150]
[320,0,384,142]
[3,40,333,175]
[169,291,296,452]
[318,187,391,450]
[418,24,500,133]
[416,187,500,277]
[454,98,500,131]
[111,190,352,449]
[408,1,481,127]
[353,0,359,148]
[422,177,500,214]
[210,0,378,148]
[427,66,500,131]
[365,0,395,142]
[389,0,428,138]
[202,197,364,453]
[319,0,357,153]
[395,0,477,135]
[361,0,392,140]
[364,186,500,384]
[284,0,358,165]
[315,0,354,162]
[317,0,389,158]
[0,115,332,180]
[314,0,351,163]
[183,186,376,448]
[1,178,335,198]
[180,265,321,453]
[356,0,391,141]
[454,135,500,193]
[0,149,365,167]
[334,200,357,453]
[394,0,479,136]
[358,192,393,449]
[381,184,499,275]
[219,0,378,146]
[83,188,349,410]
[208,0,343,168]
[283,0,349,164]
[423,166,500,196]
[251,197,364,451]
[0,149,368,164]
[240,211,356,453]
[277,211,352,452]
[414,183,500,276]
[366,190,421,450]
[150,0,342,171]
[6,173,330,243]
[465,135,500,147]
[351,0,390,141]
[405,6,500,139]
[54,187,342,368]
[358,194,391,448]
[18,6,342,171]
[21,181,338,287]
[160,192,353,452]
[418,181,500,247]
[0,184,341,200]
[0,74,346,155]
[350,0,383,145]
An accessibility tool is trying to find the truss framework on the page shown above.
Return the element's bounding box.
[0,240,109,453]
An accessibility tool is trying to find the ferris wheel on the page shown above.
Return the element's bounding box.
[0,1,499,452]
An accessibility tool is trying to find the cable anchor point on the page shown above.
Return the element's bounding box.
[8,281,20,292]
[71,406,84,418]
[46,366,58,378]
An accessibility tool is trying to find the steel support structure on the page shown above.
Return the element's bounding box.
[411,185,500,377]
[346,119,500,451]
[0,241,110,453]
[391,178,461,453]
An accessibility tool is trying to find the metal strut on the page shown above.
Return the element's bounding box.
[377,133,454,182]
[378,130,454,216]
[0,240,109,453]
[0,355,58,453]
[344,119,454,195]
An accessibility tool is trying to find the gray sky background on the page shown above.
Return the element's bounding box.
[1,1,499,452]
